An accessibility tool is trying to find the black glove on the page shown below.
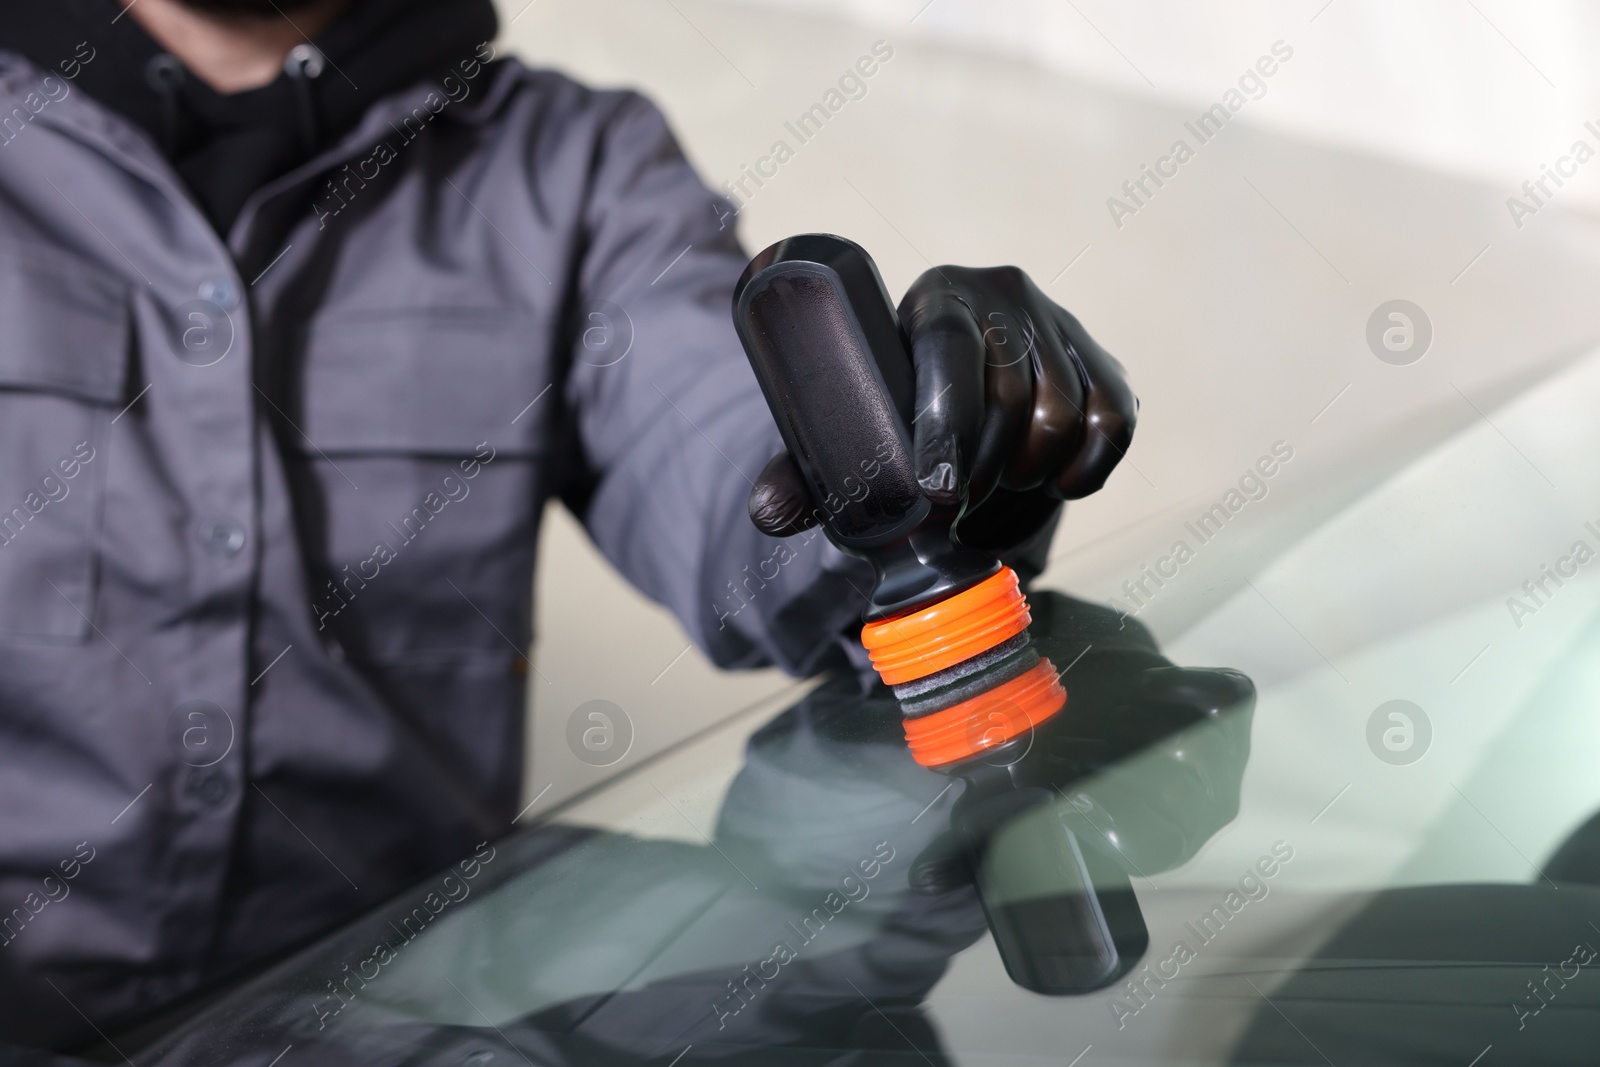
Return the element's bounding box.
[748,265,1138,551]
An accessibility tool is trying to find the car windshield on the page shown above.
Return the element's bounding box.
[107,334,1600,1064]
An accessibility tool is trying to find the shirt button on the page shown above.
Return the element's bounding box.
[198,276,240,311]
[199,517,247,557]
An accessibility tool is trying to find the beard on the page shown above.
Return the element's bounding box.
[173,0,342,13]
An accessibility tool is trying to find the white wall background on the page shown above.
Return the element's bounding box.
[721,0,1600,216]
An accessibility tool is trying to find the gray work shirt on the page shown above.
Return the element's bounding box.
[0,51,880,1046]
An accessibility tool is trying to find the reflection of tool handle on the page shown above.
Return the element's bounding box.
[965,791,1147,994]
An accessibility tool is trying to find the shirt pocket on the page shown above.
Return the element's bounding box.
[0,250,129,640]
[287,307,554,659]
[295,307,552,457]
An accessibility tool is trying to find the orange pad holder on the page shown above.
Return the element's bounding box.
[859,566,1032,686]
[901,659,1066,768]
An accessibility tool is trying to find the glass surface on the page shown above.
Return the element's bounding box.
[111,332,1600,1063]
[113,585,1264,1067]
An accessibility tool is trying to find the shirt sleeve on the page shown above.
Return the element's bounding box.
[559,90,874,676]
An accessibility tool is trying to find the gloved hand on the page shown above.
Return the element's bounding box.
[747,264,1138,551]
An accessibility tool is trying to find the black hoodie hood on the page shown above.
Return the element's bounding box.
[0,0,498,232]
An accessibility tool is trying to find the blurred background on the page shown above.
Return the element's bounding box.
[506,0,1600,819]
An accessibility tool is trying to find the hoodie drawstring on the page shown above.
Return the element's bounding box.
[282,44,326,157]
[143,53,185,154]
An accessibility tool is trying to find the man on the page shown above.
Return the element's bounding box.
[0,0,1135,1049]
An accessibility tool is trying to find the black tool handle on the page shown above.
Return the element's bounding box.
[733,234,997,617]
[733,234,928,548]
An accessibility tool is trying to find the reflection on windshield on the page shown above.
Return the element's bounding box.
[911,592,1255,1000]
[128,592,1253,1066]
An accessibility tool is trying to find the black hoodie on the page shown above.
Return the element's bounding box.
[0,0,498,232]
